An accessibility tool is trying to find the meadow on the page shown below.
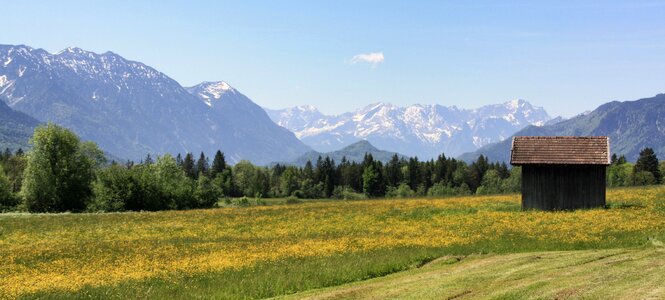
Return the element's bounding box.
[1,186,665,299]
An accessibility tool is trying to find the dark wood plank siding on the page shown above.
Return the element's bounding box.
[521,165,606,210]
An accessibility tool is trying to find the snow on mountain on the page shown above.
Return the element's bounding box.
[185,81,236,107]
[266,100,551,159]
[0,44,309,164]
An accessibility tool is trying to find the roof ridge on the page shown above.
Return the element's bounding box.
[510,136,610,165]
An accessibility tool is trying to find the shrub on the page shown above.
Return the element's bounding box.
[285,196,302,204]
[386,183,416,198]
[476,170,502,195]
[90,165,137,212]
[238,197,250,206]
[427,182,457,197]
[632,171,656,186]
[194,175,222,208]
[0,165,17,210]
[332,186,367,200]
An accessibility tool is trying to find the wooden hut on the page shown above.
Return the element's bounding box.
[510,136,610,210]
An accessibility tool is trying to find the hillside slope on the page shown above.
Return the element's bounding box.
[0,45,309,164]
[288,140,405,166]
[459,94,665,163]
[0,100,39,151]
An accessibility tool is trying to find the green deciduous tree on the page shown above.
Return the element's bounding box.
[90,164,138,212]
[475,169,502,195]
[194,175,222,208]
[21,124,100,212]
[608,163,633,187]
[279,166,301,197]
[154,154,196,209]
[0,165,16,209]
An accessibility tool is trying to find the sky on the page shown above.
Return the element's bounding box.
[3,0,665,117]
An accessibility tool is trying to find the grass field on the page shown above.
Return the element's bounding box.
[1,186,665,299]
[284,247,665,299]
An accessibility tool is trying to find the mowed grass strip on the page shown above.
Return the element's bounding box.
[282,246,665,300]
[1,186,665,299]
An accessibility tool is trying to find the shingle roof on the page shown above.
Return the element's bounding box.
[510,136,610,165]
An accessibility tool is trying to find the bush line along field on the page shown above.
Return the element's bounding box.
[4,124,663,215]
[2,186,665,299]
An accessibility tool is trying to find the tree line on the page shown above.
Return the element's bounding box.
[0,124,663,213]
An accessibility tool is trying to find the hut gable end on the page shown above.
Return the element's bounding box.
[510,136,610,166]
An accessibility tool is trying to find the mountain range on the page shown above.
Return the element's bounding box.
[0,44,309,164]
[459,94,665,163]
[266,100,551,159]
[2,44,663,166]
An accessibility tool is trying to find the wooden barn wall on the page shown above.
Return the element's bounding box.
[521,165,606,210]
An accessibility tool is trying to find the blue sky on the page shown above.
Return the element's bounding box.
[4,0,665,117]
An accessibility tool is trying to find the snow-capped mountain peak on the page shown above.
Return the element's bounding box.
[266,100,551,158]
[505,98,526,110]
[0,44,310,164]
[185,81,237,107]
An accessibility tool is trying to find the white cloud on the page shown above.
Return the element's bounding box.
[350,52,384,68]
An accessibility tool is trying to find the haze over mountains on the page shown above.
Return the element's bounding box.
[0,44,309,164]
[460,94,665,163]
[266,100,551,159]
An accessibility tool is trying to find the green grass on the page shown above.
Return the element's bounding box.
[3,186,665,299]
[282,246,665,299]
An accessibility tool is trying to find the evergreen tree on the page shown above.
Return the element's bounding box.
[182,153,196,179]
[406,157,421,190]
[318,156,336,197]
[634,147,661,184]
[497,162,510,179]
[210,150,227,178]
[196,152,209,177]
[611,154,627,165]
[175,153,183,167]
[469,155,489,192]
[385,154,403,187]
[144,153,154,165]
[303,160,315,182]
[1,148,11,161]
